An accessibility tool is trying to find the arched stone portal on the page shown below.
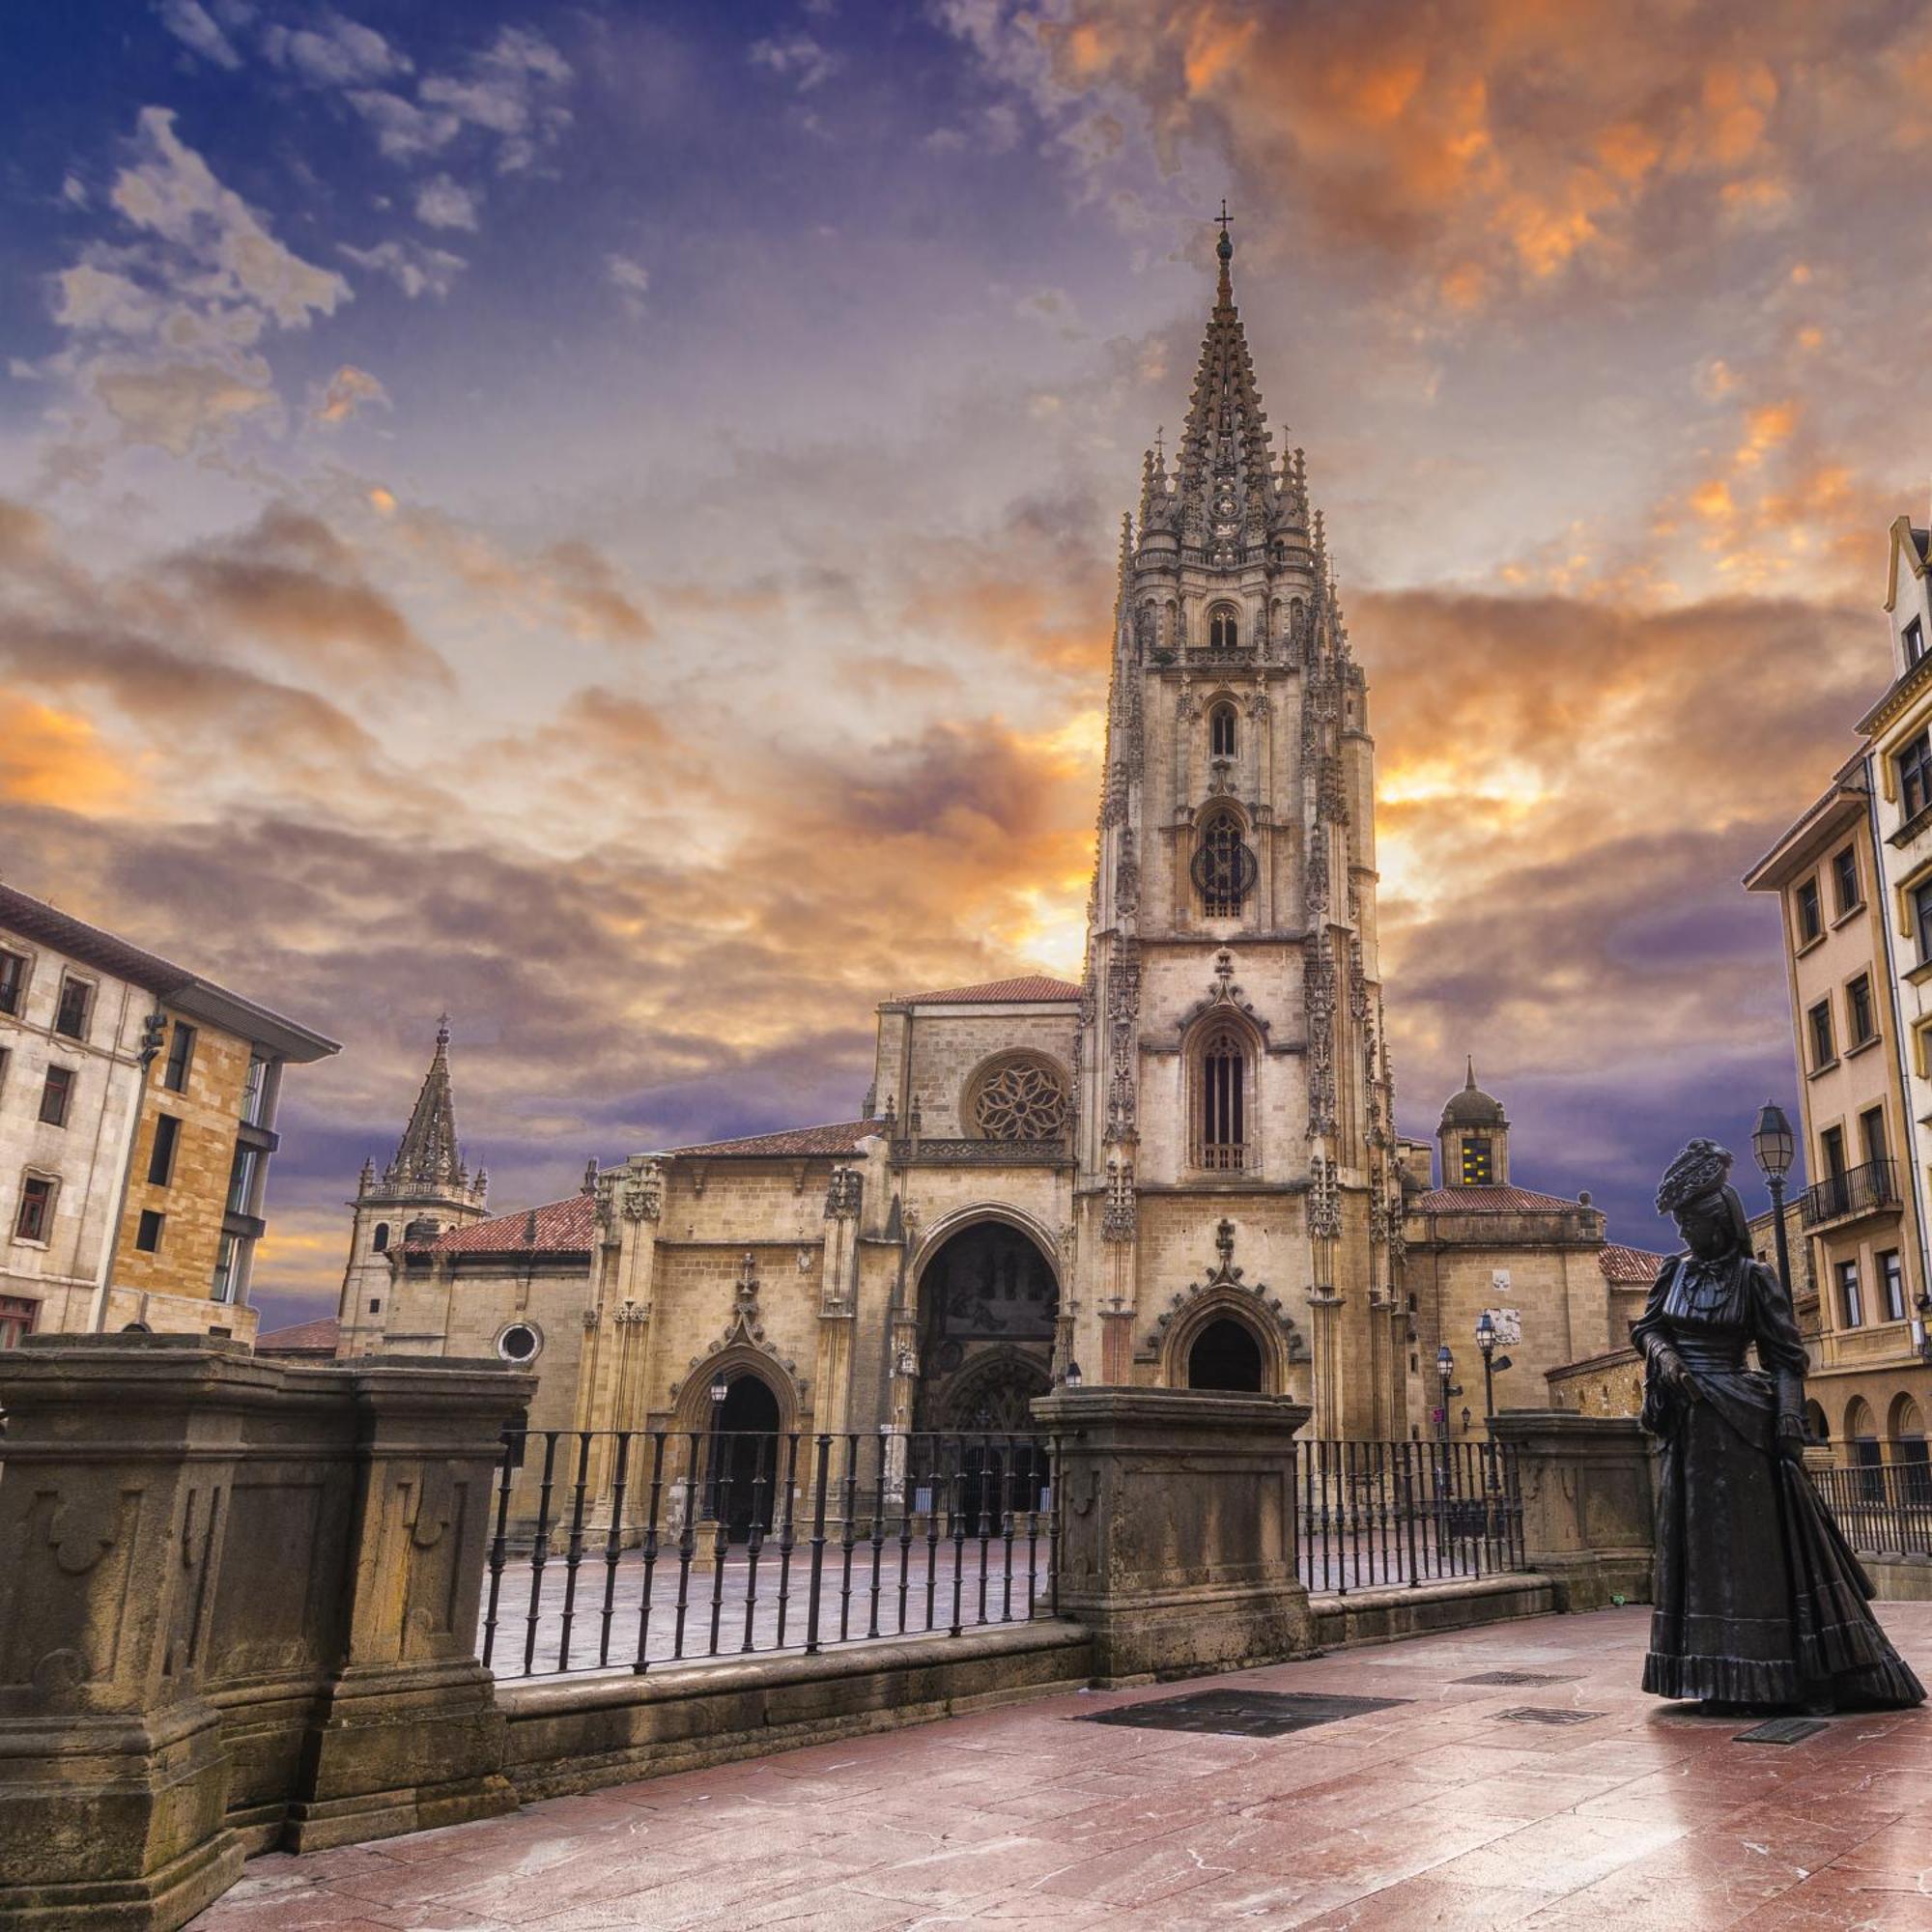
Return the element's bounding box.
[915,1220,1059,1433]
[1187,1315,1264,1392]
[708,1372,781,1540]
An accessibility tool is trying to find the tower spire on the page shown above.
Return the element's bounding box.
[384,1014,468,1196]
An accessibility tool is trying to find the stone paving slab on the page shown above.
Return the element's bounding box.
[191,1603,1932,1931]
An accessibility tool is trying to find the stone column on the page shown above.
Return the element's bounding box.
[283,1358,530,1853]
[1490,1409,1655,1612]
[1032,1386,1315,1684]
[0,1336,254,1930]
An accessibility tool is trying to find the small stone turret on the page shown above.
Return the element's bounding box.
[1439,1059,1510,1186]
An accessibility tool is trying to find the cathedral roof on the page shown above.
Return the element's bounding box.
[417,1192,599,1255]
[668,1118,885,1158]
[1439,1058,1507,1129]
[892,976,1082,1006]
[1407,1183,1594,1215]
[255,1315,341,1356]
[1598,1242,1671,1283]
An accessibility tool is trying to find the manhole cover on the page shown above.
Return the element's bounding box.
[1494,1706,1605,1726]
[1734,1717,1830,1746]
[1456,1670,1579,1687]
[1080,1690,1410,1738]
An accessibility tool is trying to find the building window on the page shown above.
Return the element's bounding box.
[1848,975,1876,1046]
[53,975,93,1041]
[14,1175,56,1244]
[1832,845,1861,915]
[497,1322,542,1362]
[1908,616,1926,667]
[1900,730,1932,821]
[134,1208,164,1254]
[1807,999,1834,1068]
[211,1233,240,1303]
[1881,1249,1907,1323]
[0,1046,9,1098]
[0,1293,36,1349]
[0,949,26,1017]
[368,1297,383,1315]
[1795,878,1822,944]
[1860,1104,1889,1167]
[1461,1137,1493,1185]
[1208,606,1239,652]
[148,1113,181,1187]
[162,1022,196,1094]
[38,1065,73,1128]
[226,1145,260,1215]
[1209,702,1237,758]
[373,1221,389,1253]
[1197,1026,1248,1170]
[1194,810,1254,918]
[241,1053,271,1126]
[1837,1258,1863,1329]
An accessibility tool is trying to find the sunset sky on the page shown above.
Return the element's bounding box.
[5,0,1930,1330]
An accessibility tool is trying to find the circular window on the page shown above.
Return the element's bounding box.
[970,1056,1069,1141]
[497,1322,541,1363]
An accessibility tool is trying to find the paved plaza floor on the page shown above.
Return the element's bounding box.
[194,1603,1932,1930]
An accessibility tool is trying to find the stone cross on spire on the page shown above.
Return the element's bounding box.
[384,1014,469,1197]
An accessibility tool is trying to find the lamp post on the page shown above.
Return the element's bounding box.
[1913,1291,1932,1367]
[1751,1100,1796,1299]
[1062,1359,1083,1390]
[1435,1343,1463,1507]
[1474,1310,1514,1423]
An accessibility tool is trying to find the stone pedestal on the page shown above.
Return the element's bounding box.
[1491,1409,1655,1611]
[1032,1386,1316,1684]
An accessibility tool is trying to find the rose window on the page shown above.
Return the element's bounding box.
[973,1062,1068,1141]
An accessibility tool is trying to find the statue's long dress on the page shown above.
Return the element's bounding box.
[1634,1255,1923,1708]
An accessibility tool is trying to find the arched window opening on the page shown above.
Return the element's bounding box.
[1193,810,1254,919]
[372,1221,389,1253]
[1208,606,1239,652]
[1187,1316,1264,1391]
[1804,1399,1829,1445]
[1848,1397,1882,1501]
[1209,702,1237,760]
[1198,1025,1248,1171]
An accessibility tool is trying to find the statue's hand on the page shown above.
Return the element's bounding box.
[1776,1420,1807,1464]
[1653,1348,1701,1402]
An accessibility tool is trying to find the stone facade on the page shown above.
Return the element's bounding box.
[0,883,335,1349]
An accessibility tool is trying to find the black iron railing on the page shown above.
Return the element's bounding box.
[1800,1158,1901,1229]
[478,1428,1057,1681]
[1298,1437,1525,1594]
[1815,1459,1932,1555]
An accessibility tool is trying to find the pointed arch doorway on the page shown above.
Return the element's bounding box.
[914,1217,1059,1435]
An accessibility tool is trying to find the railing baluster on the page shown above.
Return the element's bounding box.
[976,1435,993,1629]
[481,1428,518,1669]
[633,1431,667,1673]
[1000,1434,1018,1622]
[1024,1440,1041,1620]
[557,1432,593,1673]
[923,1436,942,1632]
[838,1433,860,1643]
[775,1432,801,1650]
[867,1431,888,1639]
[1402,1440,1420,1588]
[804,1433,832,1656]
[950,1440,968,1639]
[742,1433,770,1654]
[671,1432,698,1662]
[896,1436,916,1634]
[598,1431,632,1668]
[708,1432,733,1657]
[523,1431,559,1677]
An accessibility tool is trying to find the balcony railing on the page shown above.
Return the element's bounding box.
[1800,1157,1901,1229]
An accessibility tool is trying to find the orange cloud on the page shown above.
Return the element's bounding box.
[0,692,137,813]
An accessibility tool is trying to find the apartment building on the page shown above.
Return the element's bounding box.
[0,883,337,1345]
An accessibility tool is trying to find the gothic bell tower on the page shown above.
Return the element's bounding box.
[1073,216,1407,1437]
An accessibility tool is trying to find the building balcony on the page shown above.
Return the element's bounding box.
[1800,1157,1902,1230]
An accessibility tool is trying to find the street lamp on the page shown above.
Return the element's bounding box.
[709,1369,729,1408]
[1435,1344,1462,1443]
[1913,1291,1932,1367]
[1474,1311,1514,1422]
[1751,1100,1796,1299]
[1063,1359,1084,1390]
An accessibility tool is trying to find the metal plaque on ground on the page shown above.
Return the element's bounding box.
[1734,1717,1830,1746]
[1080,1690,1411,1738]
[1493,1706,1606,1726]
[1455,1671,1579,1687]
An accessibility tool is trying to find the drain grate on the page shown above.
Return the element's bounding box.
[1734,1717,1830,1746]
[1080,1690,1411,1738]
[1455,1670,1579,1688]
[1494,1706,1605,1726]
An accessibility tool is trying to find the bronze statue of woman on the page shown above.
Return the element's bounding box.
[1635,1139,1922,1710]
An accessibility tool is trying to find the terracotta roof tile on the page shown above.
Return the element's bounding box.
[668,1119,884,1158]
[892,975,1082,1006]
[1598,1242,1672,1283]
[255,1316,340,1355]
[1408,1183,1598,1215]
[417,1193,600,1256]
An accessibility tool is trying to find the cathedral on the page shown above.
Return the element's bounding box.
[331,229,1635,1462]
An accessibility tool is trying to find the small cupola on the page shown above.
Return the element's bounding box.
[1438,1058,1510,1186]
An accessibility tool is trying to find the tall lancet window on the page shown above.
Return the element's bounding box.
[1209,702,1237,759]
[1208,606,1239,652]
[1198,1027,1248,1170]
[1194,810,1254,918]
